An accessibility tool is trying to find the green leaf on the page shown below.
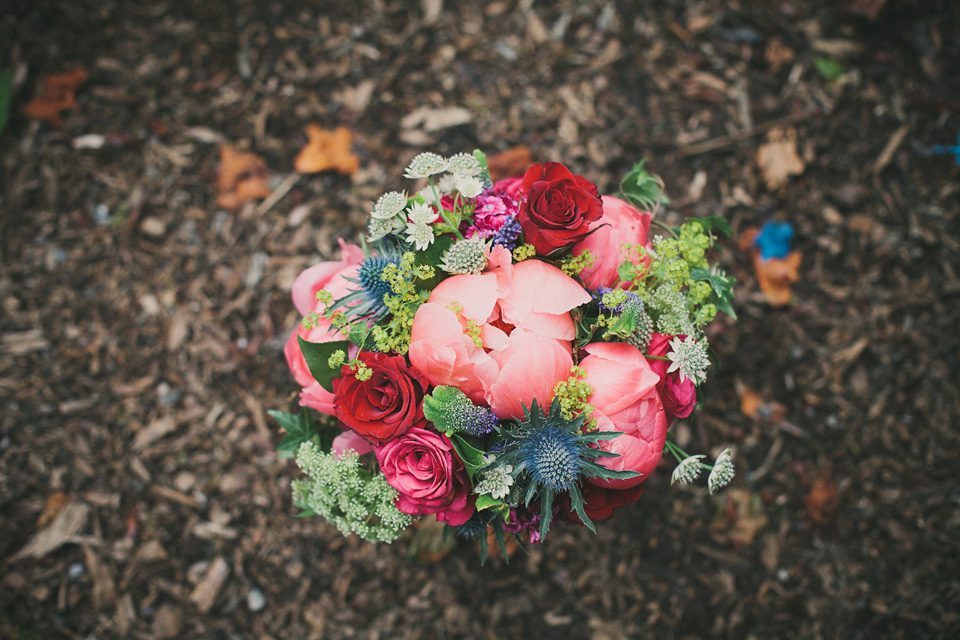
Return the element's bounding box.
[269,410,314,456]
[814,57,844,81]
[474,494,510,520]
[297,336,349,392]
[618,158,670,211]
[472,148,492,186]
[690,267,737,321]
[0,69,11,137]
[449,433,488,483]
[695,215,733,237]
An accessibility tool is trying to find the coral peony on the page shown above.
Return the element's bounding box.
[572,196,653,291]
[579,342,668,489]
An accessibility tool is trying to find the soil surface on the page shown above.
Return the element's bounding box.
[2,1,959,639]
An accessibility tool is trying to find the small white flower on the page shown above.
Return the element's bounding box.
[405,221,435,250]
[436,174,457,194]
[371,191,407,220]
[404,152,448,179]
[446,152,481,176]
[367,215,405,242]
[670,454,706,486]
[406,201,436,225]
[440,236,489,275]
[454,173,483,199]
[666,336,710,384]
[475,464,514,500]
[708,448,735,495]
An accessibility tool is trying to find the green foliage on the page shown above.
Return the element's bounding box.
[690,266,737,321]
[269,408,339,458]
[814,57,845,81]
[618,158,670,212]
[297,336,349,392]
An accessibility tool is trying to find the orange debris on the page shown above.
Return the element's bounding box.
[216,145,271,211]
[294,125,359,175]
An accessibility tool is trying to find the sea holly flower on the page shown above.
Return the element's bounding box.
[666,336,710,384]
[671,454,706,485]
[708,448,735,494]
[404,152,449,179]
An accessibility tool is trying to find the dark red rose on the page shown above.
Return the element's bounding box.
[647,332,697,423]
[558,482,646,523]
[333,351,429,446]
[516,162,603,255]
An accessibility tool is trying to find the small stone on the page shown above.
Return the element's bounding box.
[247,587,266,612]
[141,217,167,237]
[93,203,110,225]
[68,562,84,579]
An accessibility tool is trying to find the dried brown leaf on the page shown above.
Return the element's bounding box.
[804,473,839,526]
[487,146,533,181]
[36,491,71,529]
[22,68,88,127]
[293,125,359,175]
[756,127,805,190]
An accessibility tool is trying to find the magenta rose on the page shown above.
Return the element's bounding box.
[375,428,475,526]
[516,162,603,255]
[647,332,697,423]
[333,351,429,446]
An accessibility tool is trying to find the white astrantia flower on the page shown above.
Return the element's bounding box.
[406,201,436,225]
[475,464,514,500]
[446,152,481,176]
[454,173,483,199]
[368,215,405,242]
[671,454,706,486]
[436,174,457,194]
[405,221,434,250]
[404,152,448,179]
[666,336,710,384]
[708,448,735,495]
[372,191,407,220]
[440,236,489,275]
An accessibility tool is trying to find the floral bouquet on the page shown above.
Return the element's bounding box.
[271,151,736,559]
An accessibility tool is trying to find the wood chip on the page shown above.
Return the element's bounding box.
[871,125,908,175]
[400,106,472,132]
[132,415,177,450]
[2,329,49,355]
[83,545,117,610]
[11,501,90,560]
[190,556,229,613]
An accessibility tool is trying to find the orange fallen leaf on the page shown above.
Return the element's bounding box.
[217,145,271,211]
[754,250,802,306]
[738,384,787,423]
[756,127,805,190]
[294,125,359,175]
[487,146,533,181]
[804,471,839,526]
[22,68,88,127]
[37,491,72,529]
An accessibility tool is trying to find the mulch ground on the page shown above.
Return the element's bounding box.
[1,1,959,638]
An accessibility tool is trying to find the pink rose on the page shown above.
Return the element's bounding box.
[572,196,653,290]
[375,427,475,526]
[579,342,668,489]
[408,258,591,420]
[647,332,697,423]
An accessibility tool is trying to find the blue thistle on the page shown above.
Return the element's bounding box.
[519,427,581,491]
[453,511,492,540]
[493,398,639,540]
[331,243,402,321]
[491,215,522,250]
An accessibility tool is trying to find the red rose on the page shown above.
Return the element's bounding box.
[647,333,697,423]
[517,162,603,255]
[333,351,429,446]
[558,482,645,523]
[375,427,476,526]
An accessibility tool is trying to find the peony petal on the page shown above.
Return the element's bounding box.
[291,240,364,315]
[499,260,591,316]
[427,272,501,323]
[488,330,573,420]
[332,430,374,457]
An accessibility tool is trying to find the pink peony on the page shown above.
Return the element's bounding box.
[290,239,364,316]
[646,332,697,422]
[375,427,475,526]
[579,342,668,489]
[572,196,653,291]
[408,258,591,420]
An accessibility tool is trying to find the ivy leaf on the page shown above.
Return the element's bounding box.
[297,336,349,392]
[0,69,11,136]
